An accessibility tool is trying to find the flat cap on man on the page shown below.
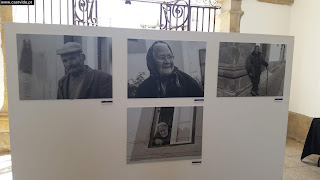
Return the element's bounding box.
[56,42,82,55]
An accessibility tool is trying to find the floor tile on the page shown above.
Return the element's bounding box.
[283,167,320,180]
[284,155,306,168]
[285,145,304,157]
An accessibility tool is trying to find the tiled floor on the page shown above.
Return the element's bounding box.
[283,138,320,180]
[0,138,319,179]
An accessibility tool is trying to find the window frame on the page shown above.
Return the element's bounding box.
[148,106,197,148]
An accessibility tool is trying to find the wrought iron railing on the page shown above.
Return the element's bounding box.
[15,0,220,32]
[125,0,221,32]
[21,0,98,26]
[160,1,220,32]
[73,0,98,26]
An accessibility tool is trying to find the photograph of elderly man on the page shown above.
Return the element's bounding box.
[17,34,112,100]
[246,45,269,96]
[128,40,206,98]
[217,42,286,97]
[56,42,112,99]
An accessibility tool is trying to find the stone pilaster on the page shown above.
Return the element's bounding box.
[217,0,244,33]
[0,6,12,152]
[217,42,255,96]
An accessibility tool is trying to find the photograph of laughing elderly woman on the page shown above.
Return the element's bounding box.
[127,39,206,98]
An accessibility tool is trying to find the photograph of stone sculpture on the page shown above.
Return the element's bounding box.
[17,34,112,100]
[127,106,203,163]
[127,39,206,98]
[217,42,287,97]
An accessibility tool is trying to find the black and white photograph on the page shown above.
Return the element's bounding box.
[17,34,112,100]
[217,42,287,97]
[127,39,206,98]
[127,106,203,163]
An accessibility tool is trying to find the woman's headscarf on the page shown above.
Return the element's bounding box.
[145,41,181,97]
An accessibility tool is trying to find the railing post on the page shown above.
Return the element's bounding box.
[72,0,75,25]
[187,0,191,31]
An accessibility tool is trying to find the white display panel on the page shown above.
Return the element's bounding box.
[5,23,294,180]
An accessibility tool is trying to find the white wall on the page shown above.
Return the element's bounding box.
[127,107,142,158]
[241,0,320,117]
[240,0,291,35]
[16,34,65,99]
[289,0,320,117]
[269,44,281,62]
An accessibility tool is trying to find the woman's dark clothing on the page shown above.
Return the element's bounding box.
[136,68,204,98]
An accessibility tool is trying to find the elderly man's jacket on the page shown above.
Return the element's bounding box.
[135,68,204,98]
[57,66,112,99]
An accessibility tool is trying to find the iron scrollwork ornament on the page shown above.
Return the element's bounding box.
[73,0,98,26]
[161,0,190,30]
